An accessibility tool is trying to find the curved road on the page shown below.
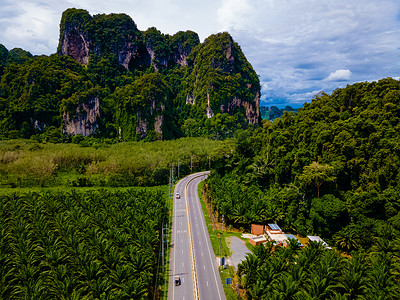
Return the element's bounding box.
[168,172,226,300]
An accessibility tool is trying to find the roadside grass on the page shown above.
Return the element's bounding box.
[220,266,240,300]
[198,181,231,257]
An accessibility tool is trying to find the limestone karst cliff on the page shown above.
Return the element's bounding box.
[63,96,100,136]
[0,8,260,141]
[183,32,260,125]
[58,8,199,71]
[57,9,260,135]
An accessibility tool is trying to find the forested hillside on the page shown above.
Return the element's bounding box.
[206,77,400,247]
[209,78,400,243]
[205,77,400,299]
[0,8,260,141]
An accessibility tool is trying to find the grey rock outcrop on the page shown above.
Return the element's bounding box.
[58,9,199,71]
[63,97,100,136]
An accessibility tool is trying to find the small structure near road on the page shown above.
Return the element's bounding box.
[307,236,331,249]
[249,235,267,246]
[248,223,305,248]
[266,223,283,234]
[265,223,303,248]
[266,232,304,248]
[284,234,304,248]
[251,224,265,235]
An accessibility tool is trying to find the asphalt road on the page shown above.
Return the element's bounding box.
[168,172,226,300]
[169,174,196,300]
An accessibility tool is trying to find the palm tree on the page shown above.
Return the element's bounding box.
[231,204,248,225]
[120,279,147,300]
[333,227,359,254]
[337,253,368,299]
[367,252,399,300]
[304,274,336,299]
[237,253,260,288]
[248,279,270,300]
[272,274,300,300]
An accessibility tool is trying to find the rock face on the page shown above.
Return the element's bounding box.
[220,93,260,125]
[63,97,100,136]
[184,32,261,125]
[57,9,260,138]
[61,29,90,65]
[135,108,165,140]
[58,9,199,71]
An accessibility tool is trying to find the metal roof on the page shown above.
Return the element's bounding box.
[307,236,323,242]
[285,234,297,239]
[285,234,303,247]
[307,236,330,248]
[268,223,281,231]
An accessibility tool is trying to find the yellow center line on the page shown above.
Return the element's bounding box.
[185,173,206,300]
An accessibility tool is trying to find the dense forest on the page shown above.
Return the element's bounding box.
[0,8,260,142]
[203,77,400,298]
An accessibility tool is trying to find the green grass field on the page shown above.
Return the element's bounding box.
[0,138,233,189]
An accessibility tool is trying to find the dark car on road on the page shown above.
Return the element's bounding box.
[174,276,181,286]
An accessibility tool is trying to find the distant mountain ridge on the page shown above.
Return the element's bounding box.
[0,8,260,141]
[260,105,298,120]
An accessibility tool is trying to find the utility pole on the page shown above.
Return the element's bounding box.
[172,163,174,183]
[162,223,164,273]
[162,224,168,274]
[178,159,180,179]
[209,155,211,169]
[168,171,171,202]
[191,156,193,172]
[218,232,221,256]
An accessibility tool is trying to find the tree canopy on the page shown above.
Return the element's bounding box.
[206,77,400,243]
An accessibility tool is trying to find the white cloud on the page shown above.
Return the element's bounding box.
[325,69,352,81]
[227,0,400,106]
[217,0,253,31]
[0,0,62,54]
[1,0,400,107]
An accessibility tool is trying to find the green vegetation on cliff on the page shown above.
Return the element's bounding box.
[0,55,99,139]
[0,44,33,72]
[0,8,260,141]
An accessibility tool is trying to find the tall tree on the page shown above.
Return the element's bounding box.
[298,161,336,197]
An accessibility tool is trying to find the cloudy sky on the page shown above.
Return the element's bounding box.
[1,0,400,107]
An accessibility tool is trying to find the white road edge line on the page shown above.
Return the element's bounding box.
[194,174,224,300]
[185,174,201,300]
